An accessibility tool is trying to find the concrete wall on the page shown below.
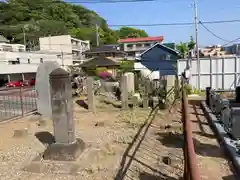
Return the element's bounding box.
[178,56,240,90]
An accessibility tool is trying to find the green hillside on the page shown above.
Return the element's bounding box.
[0,0,148,49]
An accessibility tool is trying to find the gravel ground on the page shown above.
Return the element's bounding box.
[0,97,236,180]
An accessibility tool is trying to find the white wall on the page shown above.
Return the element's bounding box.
[0,51,73,74]
[134,62,160,80]
[178,56,240,90]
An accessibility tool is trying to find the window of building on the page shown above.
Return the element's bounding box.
[159,54,166,60]
[28,59,30,64]
[9,61,16,65]
[40,58,43,63]
[136,44,142,48]
[127,44,133,49]
[16,58,20,64]
[166,54,171,60]
[144,43,151,47]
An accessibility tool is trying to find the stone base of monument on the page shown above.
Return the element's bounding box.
[42,138,85,161]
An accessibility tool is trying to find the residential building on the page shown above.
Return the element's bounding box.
[0,51,72,82]
[134,43,180,79]
[39,35,90,64]
[0,35,91,83]
[119,36,164,58]
[80,56,120,77]
[199,45,233,57]
[84,44,127,60]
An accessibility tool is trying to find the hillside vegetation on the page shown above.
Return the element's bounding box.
[0,0,148,48]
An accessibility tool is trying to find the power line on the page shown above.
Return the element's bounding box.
[108,19,240,27]
[1,20,240,28]
[199,21,230,42]
[222,37,240,47]
[61,0,156,3]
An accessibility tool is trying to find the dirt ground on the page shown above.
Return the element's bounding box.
[0,96,236,180]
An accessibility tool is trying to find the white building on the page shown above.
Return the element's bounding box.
[39,35,90,64]
[0,35,90,83]
[0,51,73,82]
[0,43,26,52]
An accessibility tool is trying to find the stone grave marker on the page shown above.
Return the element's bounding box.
[121,75,128,110]
[42,67,85,161]
[36,61,60,118]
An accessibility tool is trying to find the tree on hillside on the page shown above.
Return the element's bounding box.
[0,0,148,47]
[116,27,148,39]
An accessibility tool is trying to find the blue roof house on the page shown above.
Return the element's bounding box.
[134,43,180,79]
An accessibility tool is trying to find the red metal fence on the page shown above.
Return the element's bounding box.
[0,87,37,122]
[182,86,201,180]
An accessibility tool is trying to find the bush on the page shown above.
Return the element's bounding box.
[95,67,108,76]
[99,71,112,80]
[119,61,134,73]
[184,84,192,95]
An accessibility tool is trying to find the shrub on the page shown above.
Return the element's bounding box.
[99,71,112,80]
[119,61,134,73]
[184,84,192,95]
[95,67,108,76]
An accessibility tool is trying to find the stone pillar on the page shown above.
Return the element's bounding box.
[43,68,85,161]
[87,77,96,113]
[50,74,75,144]
[125,72,135,93]
[166,75,175,98]
[121,75,128,110]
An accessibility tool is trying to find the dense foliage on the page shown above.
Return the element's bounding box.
[0,0,149,49]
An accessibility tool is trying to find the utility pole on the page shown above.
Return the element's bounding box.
[23,27,26,49]
[96,24,99,47]
[194,0,200,90]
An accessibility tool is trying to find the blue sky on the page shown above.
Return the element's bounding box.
[67,0,240,46]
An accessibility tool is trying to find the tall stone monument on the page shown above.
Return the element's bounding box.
[36,61,61,118]
[43,67,85,161]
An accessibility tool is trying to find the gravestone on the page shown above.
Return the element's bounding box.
[124,72,135,93]
[42,67,85,161]
[121,75,128,110]
[86,77,96,113]
[36,61,60,118]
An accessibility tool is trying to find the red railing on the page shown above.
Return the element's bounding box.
[182,86,201,180]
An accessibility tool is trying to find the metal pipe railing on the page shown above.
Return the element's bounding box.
[182,84,201,180]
